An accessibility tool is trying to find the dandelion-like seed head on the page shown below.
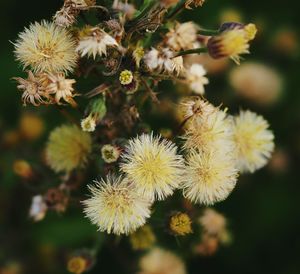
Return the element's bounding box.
[139,248,186,274]
[182,149,238,205]
[120,133,185,201]
[232,110,275,173]
[83,175,151,235]
[46,125,92,173]
[14,21,77,73]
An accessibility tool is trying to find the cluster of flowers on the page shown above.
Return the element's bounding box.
[12,0,275,272]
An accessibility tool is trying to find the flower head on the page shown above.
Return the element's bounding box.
[139,248,186,274]
[76,27,118,59]
[67,256,87,274]
[182,149,238,205]
[19,113,45,140]
[46,125,92,173]
[185,64,209,95]
[81,114,96,132]
[199,208,226,236]
[232,110,275,173]
[120,133,185,201]
[169,212,193,236]
[14,21,77,73]
[83,174,151,235]
[101,144,120,163]
[119,70,134,85]
[129,225,156,250]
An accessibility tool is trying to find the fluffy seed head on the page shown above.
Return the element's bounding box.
[182,149,238,205]
[83,175,151,235]
[232,110,275,173]
[120,133,185,201]
[14,21,77,73]
[46,125,92,173]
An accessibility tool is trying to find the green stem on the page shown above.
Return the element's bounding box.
[199,29,220,36]
[166,0,186,20]
[175,47,208,57]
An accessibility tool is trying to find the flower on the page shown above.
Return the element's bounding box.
[144,48,184,75]
[19,113,45,140]
[139,248,186,274]
[80,114,96,132]
[83,174,151,235]
[229,62,283,105]
[231,110,275,173]
[46,125,92,173]
[132,46,145,68]
[13,160,33,179]
[76,27,118,59]
[42,73,77,105]
[166,22,199,51]
[129,225,156,250]
[183,101,234,153]
[101,144,121,163]
[120,133,185,201]
[29,195,48,222]
[67,256,87,274]
[182,148,238,205]
[207,23,257,64]
[14,21,77,73]
[169,212,193,236]
[199,208,226,236]
[13,71,48,106]
[53,0,79,28]
[185,64,209,95]
[119,70,134,85]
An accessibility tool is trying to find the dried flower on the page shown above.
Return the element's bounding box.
[169,212,193,236]
[83,174,151,235]
[101,144,121,163]
[182,149,238,205]
[14,21,77,73]
[29,195,48,222]
[166,22,199,51]
[185,64,209,95]
[76,27,118,59]
[139,248,186,274]
[14,71,48,106]
[120,133,185,201]
[129,225,156,250]
[185,0,205,9]
[46,125,92,173]
[232,110,275,173]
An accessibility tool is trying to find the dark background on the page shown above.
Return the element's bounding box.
[1,1,300,274]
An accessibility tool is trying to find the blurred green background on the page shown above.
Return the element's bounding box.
[1,0,300,274]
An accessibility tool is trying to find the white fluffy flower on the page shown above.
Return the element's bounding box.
[76,27,118,59]
[83,174,151,235]
[232,110,275,173]
[185,64,209,95]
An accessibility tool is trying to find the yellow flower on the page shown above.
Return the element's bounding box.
[232,110,275,173]
[169,212,193,236]
[46,125,92,173]
[129,225,156,250]
[119,70,134,85]
[13,160,33,179]
[14,21,77,73]
[101,144,120,163]
[83,174,151,235]
[67,256,87,274]
[244,23,258,41]
[120,133,185,201]
[19,113,45,140]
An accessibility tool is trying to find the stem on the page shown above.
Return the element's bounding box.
[166,0,186,20]
[199,29,220,36]
[175,47,208,57]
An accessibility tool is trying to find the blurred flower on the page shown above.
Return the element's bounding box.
[182,149,238,205]
[19,113,45,140]
[139,248,186,274]
[132,46,145,68]
[101,144,121,163]
[268,148,289,173]
[112,1,136,19]
[169,212,193,236]
[41,73,77,106]
[45,188,69,213]
[76,27,118,59]
[14,21,77,73]
[194,233,219,256]
[13,160,33,179]
[184,64,209,95]
[229,62,283,105]
[120,133,185,201]
[166,22,199,51]
[199,208,226,236]
[29,195,48,222]
[81,114,96,132]
[219,8,243,23]
[13,71,48,106]
[67,256,87,274]
[185,0,205,9]
[273,29,298,55]
[2,130,21,147]
[144,48,184,75]
[130,225,156,250]
[232,110,275,173]
[83,174,151,235]
[46,125,92,173]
